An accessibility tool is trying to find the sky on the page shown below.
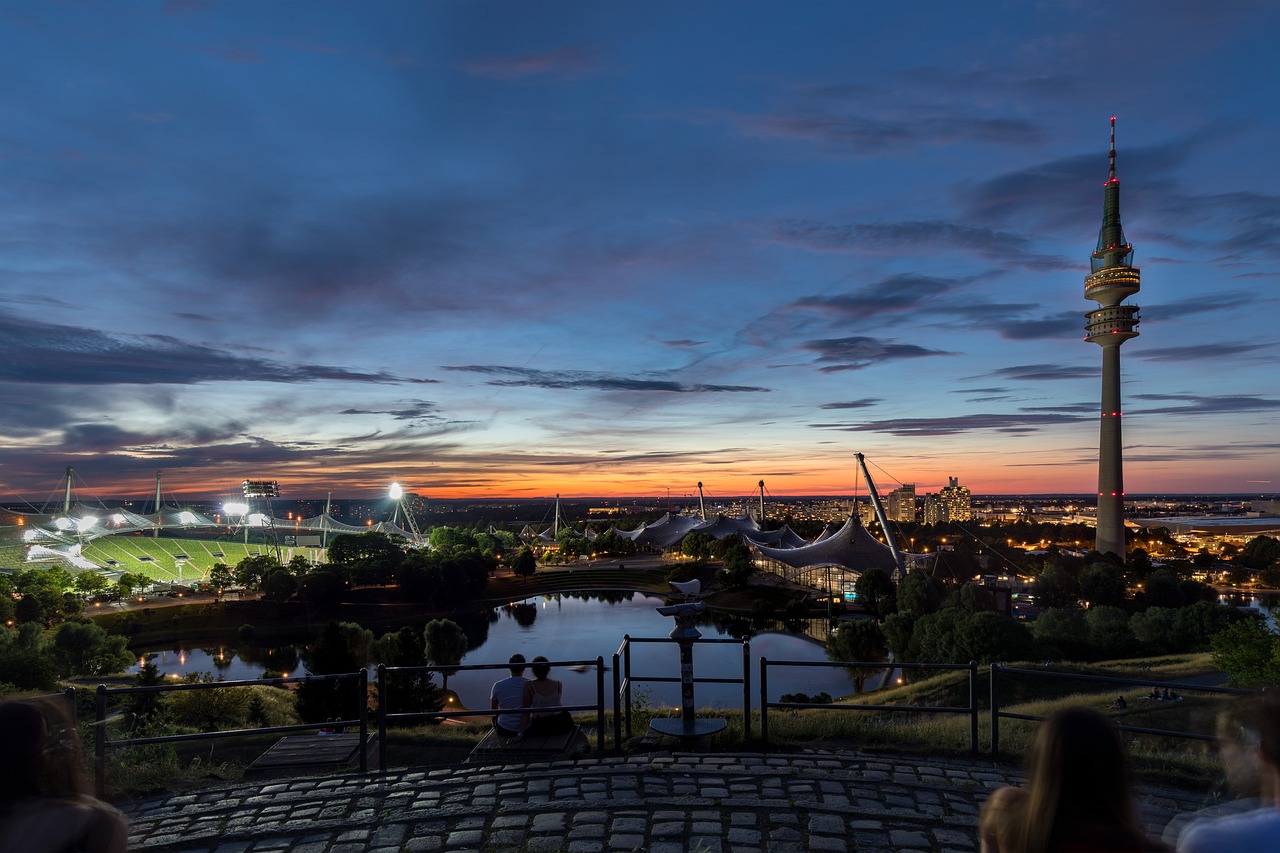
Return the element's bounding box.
[1,0,1278,504]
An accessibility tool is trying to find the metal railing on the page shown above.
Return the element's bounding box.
[375,657,608,771]
[759,659,980,753]
[989,664,1259,756]
[613,635,750,745]
[93,671,369,798]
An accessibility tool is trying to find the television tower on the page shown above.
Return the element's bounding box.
[1084,117,1140,559]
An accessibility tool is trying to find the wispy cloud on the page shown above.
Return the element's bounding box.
[819,398,881,410]
[442,365,769,393]
[800,336,952,372]
[462,46,598,81]
[774,220,1070,270]
[989,364,1098,382]
[0,313,435,386]
[1135,343,1275,362]
[812,412,1085,437]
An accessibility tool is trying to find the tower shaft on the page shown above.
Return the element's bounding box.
[1084,118,1140,559]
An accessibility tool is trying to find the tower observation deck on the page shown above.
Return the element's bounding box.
[1085,117,1140,559]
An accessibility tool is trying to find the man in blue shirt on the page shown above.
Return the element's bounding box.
[490,654,527,739]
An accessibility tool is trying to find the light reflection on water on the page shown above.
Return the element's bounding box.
[130,592,858,708]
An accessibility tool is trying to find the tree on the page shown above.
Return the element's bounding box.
[896,570,942,616]
[1238,535,1280,571]
[51,619,133,677]
[1032,608,1090,660]
[327,532,405,586]
[825,619,887,692]
[73,571,111,599]
[235,554,281,590]
[1079,563,1127,608]
[116,572,149,599]
[952,583,996,613]
[297,620,374,723]
[1084,606,1136,658]
[208,563,235,591]
[261,570,299,603]
[513,547,537,578]
[1141,568,1183,609]
[717,541,754,589]
[423,619,468,692]
[1033,567,1080,610]
[853,569,896,618]
[1210,618,1280,687]
[681,532,714,561]
[374,627,444,723]
[1130,607,1178,653]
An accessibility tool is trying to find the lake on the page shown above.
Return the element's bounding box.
[132,592,861,709]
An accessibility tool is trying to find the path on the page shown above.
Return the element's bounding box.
[122,750,1210,852]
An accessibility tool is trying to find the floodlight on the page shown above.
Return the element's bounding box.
[111,514,127,525]
[223,502,249,517]
[177,511,198,525]
[242,480,279,498]
[389,482,403,500]
[76,515,98,532]
[54,517,73,530]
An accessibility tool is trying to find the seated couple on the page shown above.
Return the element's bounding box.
[490,653,576,741]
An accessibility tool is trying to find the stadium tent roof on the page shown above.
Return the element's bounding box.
[742,525,808,549]
[690,514,761,539]
[630,513,704,549]
[752,514,896,572]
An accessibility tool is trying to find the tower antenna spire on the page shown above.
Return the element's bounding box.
[1109,116,1116,181]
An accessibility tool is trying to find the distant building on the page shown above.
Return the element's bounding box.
[887,484,916,523]
[922,493,943,525]
[939,477,973,522]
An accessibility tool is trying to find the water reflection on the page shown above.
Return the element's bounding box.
[129,592,855,708]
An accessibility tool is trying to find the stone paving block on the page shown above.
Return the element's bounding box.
[606,833,645,850]
[527,837,569,852]
[444,829,483,848]
[934,827,977,848]
[610,817,648,833]
[889,829,932,849]
[532,812,568,832]
[809,836,849,852]
[727,827,762,845]
[687,837,722,853]
[651,821,685,837]
[485,829,524,847]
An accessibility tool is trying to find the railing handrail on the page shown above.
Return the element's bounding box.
[759,657,980,754]
[989,663,1262,758]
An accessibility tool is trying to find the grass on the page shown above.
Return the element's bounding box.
[78,535,327,582]
[757,653,1232,789]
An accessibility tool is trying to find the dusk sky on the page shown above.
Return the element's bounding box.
[2,1,1278,503]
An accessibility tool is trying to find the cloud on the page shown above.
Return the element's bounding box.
[462,46,598,80]
[989,364,1098,381]
[1134,343,1275,363]
[727,109,1043,156]
[442,365,770,393]
[338,401,441,421]
[1128,393,1280,416]
[0,312,435,386]
[819,399,881,410]
[811,412,1086,437]
[800,336,952,372]
[790,274,955,318]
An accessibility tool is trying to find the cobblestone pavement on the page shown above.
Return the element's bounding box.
[122,751,1209,852]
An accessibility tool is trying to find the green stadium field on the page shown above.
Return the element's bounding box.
[76,536,328,583]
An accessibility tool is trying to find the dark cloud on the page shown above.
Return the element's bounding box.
[990,364,1098,381]
[658,339,708,348]
[732,110,1042,155]
[1128,393,1280,416]
[462,46,598,80]
[800,337,952,372]
[811,412,1085,437]
[1156,291,1257,320]
[1134,343,1275,363]
[0,312,435,386]
[338,401,441,421]
[819,399,881,410]
[442,365,770,393]
[790,274,956,319]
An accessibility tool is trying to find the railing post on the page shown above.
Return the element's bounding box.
[968,660,978,755]
[377,664,387,775]
[623,635,633,738]
[741,640,751,744]
[94,684,106,799]
[612,652,622,749]
[63,686,77,727]
[596,656,606,756]
[989,663,1000,758]
[759,656,769,750]
[358,669,369,774]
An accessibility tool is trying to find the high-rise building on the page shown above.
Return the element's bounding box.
[939,477,972,522]
[887,484,916,523]
[1084,118,1141,559]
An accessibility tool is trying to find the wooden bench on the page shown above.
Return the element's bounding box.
[467,725,590,763]
[245,732,378,777]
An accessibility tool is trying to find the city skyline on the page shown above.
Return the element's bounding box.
[2,1,1278,502]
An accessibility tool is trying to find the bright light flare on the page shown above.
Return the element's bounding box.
[223,502,249,517]
[389,482,404,500]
